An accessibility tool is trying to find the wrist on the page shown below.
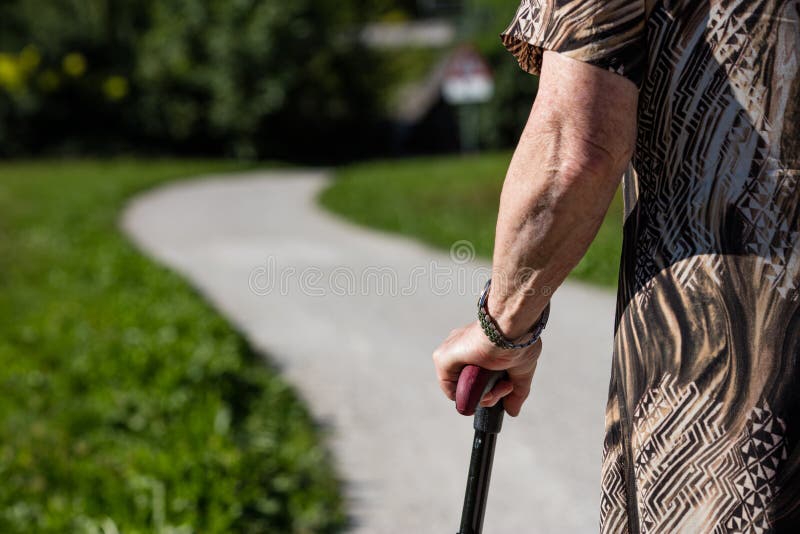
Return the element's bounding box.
[487,287,546,341]
[478,279,550,350]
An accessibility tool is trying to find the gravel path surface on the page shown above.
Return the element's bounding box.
[122,170,618,533]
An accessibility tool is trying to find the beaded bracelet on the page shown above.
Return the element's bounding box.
[477,279,550,350]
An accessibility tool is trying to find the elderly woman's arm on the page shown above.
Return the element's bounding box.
[432,51,638,416]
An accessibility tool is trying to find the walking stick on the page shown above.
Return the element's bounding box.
[455,365,506,534]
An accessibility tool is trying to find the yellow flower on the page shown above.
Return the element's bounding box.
[19,45,41,72]
[62,52,87,77]
[102,75,129,101]
[0,53,22,91]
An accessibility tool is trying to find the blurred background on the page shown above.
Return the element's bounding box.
[0,1,623,532]
[0,0,539,162]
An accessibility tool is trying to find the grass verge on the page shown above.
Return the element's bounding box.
[320,152,623,288]
[0,160,345,533]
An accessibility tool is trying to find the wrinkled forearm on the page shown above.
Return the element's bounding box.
[487,120,624,337]
[486,53,638,339]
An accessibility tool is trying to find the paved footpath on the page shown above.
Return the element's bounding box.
[122,170,618,533]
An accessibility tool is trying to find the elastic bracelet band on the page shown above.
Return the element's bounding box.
[477,279,550,350]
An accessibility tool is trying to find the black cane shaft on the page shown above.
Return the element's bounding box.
[458,430,498,534]
[458,401,504,534]
[456,368,507,534]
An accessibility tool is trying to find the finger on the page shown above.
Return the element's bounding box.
[435,324,513,373]
[439,377,457,401]
[432,331,491,405]
[433,343,461,401]
[435,361,458,401]
[435,363,460,401]
[478,379,514,407]
[504,341,542,417]
[504,363,537,416]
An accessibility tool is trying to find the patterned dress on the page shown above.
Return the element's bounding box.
[501,0,800,532]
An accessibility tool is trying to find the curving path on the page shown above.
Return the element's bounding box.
[122,170,618,533]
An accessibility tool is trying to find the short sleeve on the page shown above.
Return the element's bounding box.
[500,0,646,88]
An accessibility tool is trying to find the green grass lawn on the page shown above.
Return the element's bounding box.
[320,152,624,288]
[0,160,344,533]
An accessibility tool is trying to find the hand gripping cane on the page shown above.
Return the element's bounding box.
[455,365,506,534]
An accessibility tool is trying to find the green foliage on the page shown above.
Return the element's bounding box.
[0,1,386,161]
[469,0,541,149]
[463,0,521,53]
[375,47,442,106]
[133,0,382,159]
[320,153,623,287]
[0,160,345,533]
[0,0,541,158]
[478,55,539,149]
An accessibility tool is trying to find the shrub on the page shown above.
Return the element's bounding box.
[0,1,386,161]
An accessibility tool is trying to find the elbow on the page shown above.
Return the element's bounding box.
[556,141,630,189]
[524,108,635,190]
